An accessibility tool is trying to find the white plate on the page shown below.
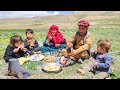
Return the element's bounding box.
[29,54,44,61]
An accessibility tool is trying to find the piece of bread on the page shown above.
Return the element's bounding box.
[60,49,67,53]
[18,57,29,65]
[43,56,55,62]
[60,49,68,57]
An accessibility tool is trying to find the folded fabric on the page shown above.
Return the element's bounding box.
[18,57,29,65]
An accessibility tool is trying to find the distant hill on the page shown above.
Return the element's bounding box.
[0,11,120,29]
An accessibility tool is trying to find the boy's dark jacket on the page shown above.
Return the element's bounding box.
[24,38,39,55]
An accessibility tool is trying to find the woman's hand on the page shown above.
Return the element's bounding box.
[46,39,50,45]
[55,44,60,47]
[48,36,52,40]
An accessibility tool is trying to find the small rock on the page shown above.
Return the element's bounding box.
[105,78,111,79]
[77,69,85,75]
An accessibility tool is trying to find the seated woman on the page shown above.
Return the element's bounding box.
[40,25,67,53]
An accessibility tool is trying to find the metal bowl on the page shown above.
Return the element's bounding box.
[41,63,63,73]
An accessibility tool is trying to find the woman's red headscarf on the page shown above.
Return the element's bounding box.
[46,25,66,44]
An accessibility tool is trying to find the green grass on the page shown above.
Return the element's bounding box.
[0,28,120,79]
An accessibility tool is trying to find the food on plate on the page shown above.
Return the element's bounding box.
[33,54,40,60]
[34,51,41,54]
[43,65,60,71]
[30,54,44,61]
[43,56,55,62]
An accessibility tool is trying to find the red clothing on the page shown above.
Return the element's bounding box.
[46,25,66,44]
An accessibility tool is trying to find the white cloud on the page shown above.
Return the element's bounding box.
[74,11,79,12]
[0,11,60,18]
[53,12,60,15]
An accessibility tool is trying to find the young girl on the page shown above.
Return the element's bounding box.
[40,25,67,53]
[4,35,27,62]
[24,29,40,55]
[4,35,30,79]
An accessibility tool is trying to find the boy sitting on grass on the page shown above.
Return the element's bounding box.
[77,39,113,79]
[24,29,40,55]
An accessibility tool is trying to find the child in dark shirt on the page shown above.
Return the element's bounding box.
[24,29,40,55]
[4,35,27,62]
[3,35,30,79]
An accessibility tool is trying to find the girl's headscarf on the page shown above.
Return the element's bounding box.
[46,25,66,44]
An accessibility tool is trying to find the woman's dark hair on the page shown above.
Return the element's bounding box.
[25,29,34,34]
[9,35,23,47]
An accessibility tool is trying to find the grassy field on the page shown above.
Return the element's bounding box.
[0,28,120,79]
[0,11,120,79]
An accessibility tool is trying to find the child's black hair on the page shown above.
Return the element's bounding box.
[25,29,34,34]
[10,35,23,48]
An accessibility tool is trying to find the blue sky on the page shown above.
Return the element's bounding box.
[0,11,74,19]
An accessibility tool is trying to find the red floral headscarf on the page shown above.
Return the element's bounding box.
[46,25,65,44]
